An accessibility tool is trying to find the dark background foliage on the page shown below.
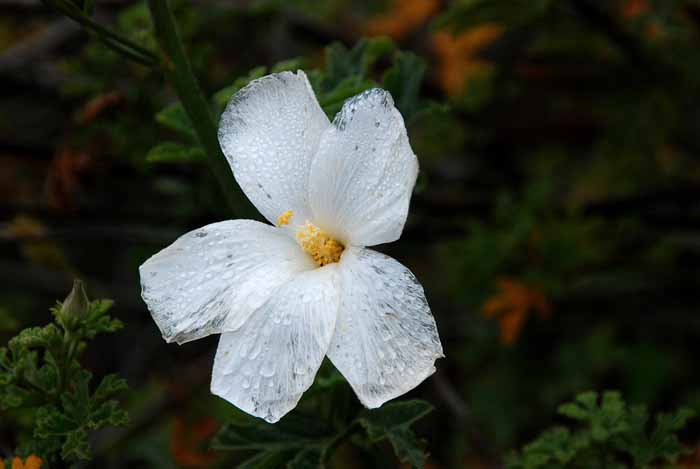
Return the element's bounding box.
[1,0,700,467]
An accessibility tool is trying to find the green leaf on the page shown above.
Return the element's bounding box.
[2,283,128,463]
[510,391,695,468]
[323,38,395,90]
[93,374,129,402]
[359,400,433,441]
[436,0,555,31]
[155,102,196,140]
[382,51,426,120]
[238,450,295,469]
[385,427,427,469]
[212,413,331,451]
[61,428,90,461]
[287,447,323,469]
[146,141,206,164]
[358,400,433,469]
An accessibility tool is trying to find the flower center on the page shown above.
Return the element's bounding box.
[277,211,344,266]
[277,210,345,267]
[297,222,344,266]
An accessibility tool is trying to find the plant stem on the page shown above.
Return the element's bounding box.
[42,0,157,66]
[147,0,252,216]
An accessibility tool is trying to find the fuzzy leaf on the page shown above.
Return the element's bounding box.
[211,414,330,452]
[382,51,426,120]
[358,400,433,469]
[155,102,196,140]
[146,141,205,164]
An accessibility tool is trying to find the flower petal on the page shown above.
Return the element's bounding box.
[327,247,443,408]
[140,220,314,344]
[308,89,418,247]
[218,71,330,228]
[211,266,340,423]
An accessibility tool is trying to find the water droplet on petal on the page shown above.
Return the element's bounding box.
[260,362,276,378]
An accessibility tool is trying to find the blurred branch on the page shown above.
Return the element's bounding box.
[148,0,253,217]
[41,0,158,66]
[432,370,497,460]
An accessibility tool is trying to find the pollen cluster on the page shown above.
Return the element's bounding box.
[277,210,294,226]
[296,222,344,266]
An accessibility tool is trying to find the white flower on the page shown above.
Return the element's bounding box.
[139,71,444,423]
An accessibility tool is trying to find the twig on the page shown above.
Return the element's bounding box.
[432,369,496,458]
[40,0,158,66]
[432,370,469,423]
[148,0,254,217]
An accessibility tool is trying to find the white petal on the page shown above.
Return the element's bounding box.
[218,71,330,228]
[308,89,418,247]
[211,266,340,423]
[140,220,314,344]
[327,247,443,408]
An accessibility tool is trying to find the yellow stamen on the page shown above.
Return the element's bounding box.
[277,210,293,226]
[296,222,344,266]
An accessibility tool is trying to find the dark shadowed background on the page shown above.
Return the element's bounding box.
[2,0,700,467]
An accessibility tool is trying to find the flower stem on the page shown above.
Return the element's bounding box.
[41,0,158,66]
[147,0,252,216]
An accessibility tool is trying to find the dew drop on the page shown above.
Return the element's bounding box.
[260,363,276,378]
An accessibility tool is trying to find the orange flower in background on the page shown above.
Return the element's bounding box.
[170,416,219,467]
[363,0,439,39]
[0,455,43,469]
[76,91,124,125]
[432,24,503,97]
[621,0,662,40]
[622,0,648,19]
[46,146,93,212]
[482,278,551,344]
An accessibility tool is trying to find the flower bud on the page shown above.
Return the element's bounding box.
[59,279,90,323]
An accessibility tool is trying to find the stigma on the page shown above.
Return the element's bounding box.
[296,221,344,267]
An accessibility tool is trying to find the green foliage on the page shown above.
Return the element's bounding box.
[358,400,433,468]
[436,0,557,31]
[444,180,608,308]
[506,391,695,469]
[212,398,433,469]
[0,281,129,466]
[146,141,205,164]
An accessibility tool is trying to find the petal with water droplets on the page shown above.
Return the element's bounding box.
[308,88,418,247]
[140,220,314,344]
[211,265,340,423]
[218,71,330,229]
[327,247,443,408]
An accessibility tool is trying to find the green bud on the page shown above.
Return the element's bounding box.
[59,279,90,323]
